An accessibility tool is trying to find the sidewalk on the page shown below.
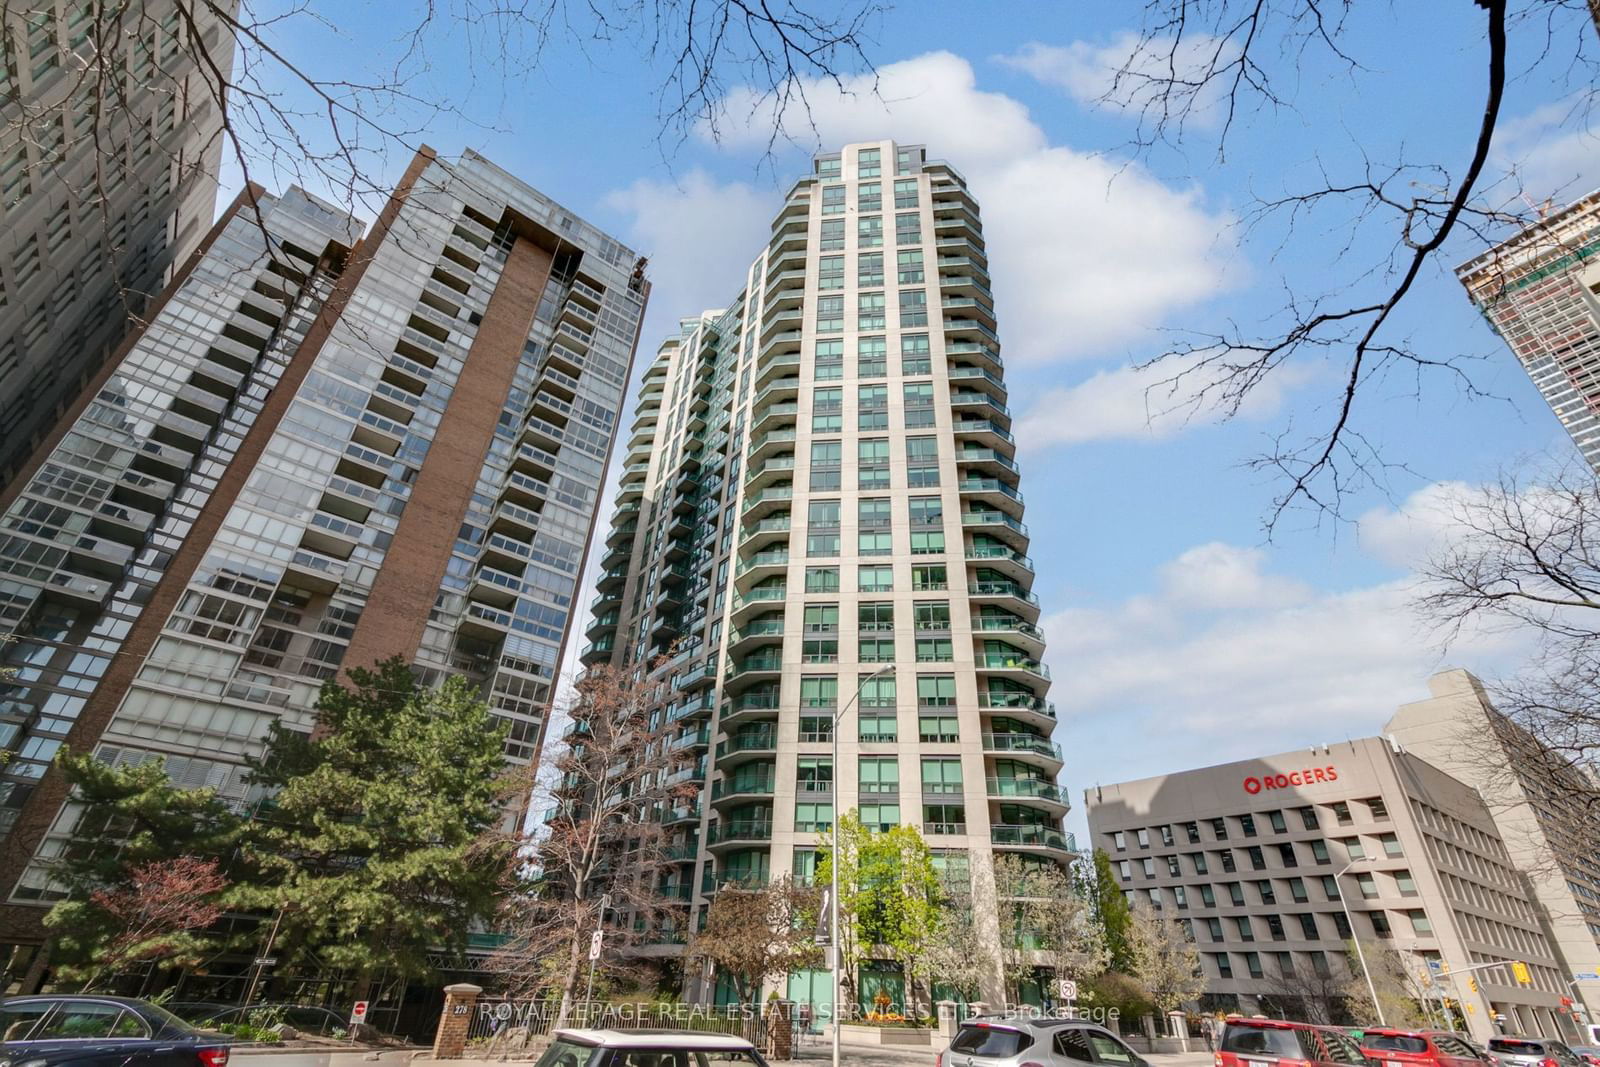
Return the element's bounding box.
[792,1039,1214,1066]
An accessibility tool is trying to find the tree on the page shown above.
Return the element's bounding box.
[1089,849,1135,973]
[492,663,699,1024]
[1092,1,1599,527]
[1417,462,1600,814]
[1260,958,1355,1026]
[237,657,515,998]
[1126,903,1203,1014]
[861,824,941,1015]
[686,875,822,1006]
[993,854,1107,1003]
[814,810,869,1012]
[41,751,244,989]
[45,857,227,992]
[913,871,988,1005]
[1344,943,1430,1028]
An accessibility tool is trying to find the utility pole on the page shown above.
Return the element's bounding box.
[1334,860,1386,1025]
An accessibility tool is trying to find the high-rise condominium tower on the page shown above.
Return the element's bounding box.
[0,147,646,981]
[0,0,235,483]
[582,139,1066,1008]
[1458,191,1600,472]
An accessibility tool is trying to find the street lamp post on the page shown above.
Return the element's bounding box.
[1334,860,1386,1026]
[831,665,893,1067]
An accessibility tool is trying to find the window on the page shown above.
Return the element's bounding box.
[1246,845,1266,870]
[911,564,947,591]
[859,802,898,832]
[1234,916,1255,942]
[896,211,921,246]
[815,337,844,379]
[911,530,945,555]
[1240,813,1257,837]
[858,214,883,248]
[1257,879,1276,904]
[916,674,956,706]
[1199,885,1216,907]
[858,384,889,431]
[860,636,896,662]
[1266,915,1286,941]
[858,438,890,489]
[1183,821,1200,843]
[1227,883,1245,907]
[859,181,881,211]
[803,603,839,635]
[1355,872,1378,899]
[899,288,928,327]
[903,381,935,428]
[1297,913,1319,939]
[1289,877,1308,903]
[816,294,844,333]
[860,756,899,795]
[1344,838,1366,861]
[897,248,925,284]
[817,157,841,178]
[860,712,896,743]
[810,441,842,491]
[799,676,837,709]
[1112,831,1127,851]
[1395,871,1418,897]
[901,332,931,374]
[1320,874,1339,900]
[819,254,844,289]
[1332,801,1352,825]
[796,756,833,793]
[922,758,962,794]
[1311,840,1330,865]
[1205,917,1223,941]
[1408,910,1431,935]
[1332,911,1352,938]
[1366,797,1389,820]
[795,801,834,833]
[1299,806,1319,831]
[857,146,881,177]
[858,290,886,330]
[857,334,888,378]
[1173,884,1189,909]
[858,498,892,555]
[1369,911,1392,938]
[819,217,845,250]
[1192,852,1209,875]
[893,178,918,208]
[1219,850,1237,874]
[1214,953,1233,979]
[807,500,840,556]
[1141,858,1156,878]
[821,184,845,215]
[800,716,832,743]
[915,636,953,662]
[1210,817,1228,840]
[1165,855,1181,877]
[1268,810,1287,833]
[858,252,884,288]
[804,566,839,592]
[1245,952,1265,979]
[1277,842,1297,867]
[1379,833,1403,857]
[919,713,958,743]
[858,565,892,592]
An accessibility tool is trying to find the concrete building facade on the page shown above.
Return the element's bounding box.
[1457,191,1600,473]
[0,1,234,483]
[0,147,647,988]
[1388,669,1600,1029]
[580,139,1067,1010]
[1086,735,1570,1041]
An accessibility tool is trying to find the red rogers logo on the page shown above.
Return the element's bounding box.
[1243,767,1337,793]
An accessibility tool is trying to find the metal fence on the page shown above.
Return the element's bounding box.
[464,998,770,1059]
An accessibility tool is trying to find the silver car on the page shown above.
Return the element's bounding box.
[940,1017,1152,1067]
[1487,1037,1587,1067]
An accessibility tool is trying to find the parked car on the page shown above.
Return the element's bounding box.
[1217,1017,1371,1067]
[164,1003,350,1038]
[938,1017,1151,1067]
[1487,1038,1588,1067]
[1359,1028,1495,1067]
[1567,1048,1600,1067]
[531,1028,769,1067]
[1,994,231,1067]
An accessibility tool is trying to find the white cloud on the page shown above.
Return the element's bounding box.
[602,169,774,343]
[1493,95,1600,203]
[1013,354,1309,451]
[702,51,1238,362]
[1051,485,1533,796]
[997,33,1239,130]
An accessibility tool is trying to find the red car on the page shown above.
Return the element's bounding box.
[1360,1028,1495,1067]
[1217,1017,1372,1067]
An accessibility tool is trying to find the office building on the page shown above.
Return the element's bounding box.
[0,147,647,986]
[1086,731,1571,1041]
[1457,191,1600,472]
[581,139,1067,1009]
[0,0,235,483]
[1387,669,1600,1029]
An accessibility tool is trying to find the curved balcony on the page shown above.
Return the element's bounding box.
[986,777,1069,813]
[734,550,789,591]
[957,477,1023,514]
[990,823,1075,855]
[579,638,614,666]
[716,728,779,766]
[951,418,1013,450]
[675,659,719,693]
[760,307,804,341]
[741,484,794,521]
[961,510,1030,553]
[746,428,798,463]
[751,400,800,435]
[942,294,997,331]
[982,732,1064,770]
[660,803,702,827]
[706,821,775,849]
[719,692,781,729]
[596,566,630,593]
[618,460,650,485]
[605,520,638,550]
[968,580,1041,620]
[936,234,987,264]
[710,775,777,806]
[724,655,784,692]
[758,329,803,366]
[972,615,1045,656]
[948,364,1006,400]
[585,612,619,642]
[966,544,1033,582]
[728,617,785,655]
[954,447,1018,479]
[975,651,1050,683]
[977,691,1056,723]
[752,377,801,411]
[738,516,791,555]
[745,456,796,491]
[949,388,1011,426]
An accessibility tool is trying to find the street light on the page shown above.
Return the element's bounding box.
[1333,859,1387,1026]
[831,664,893,1067]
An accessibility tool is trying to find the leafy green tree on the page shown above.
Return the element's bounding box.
[1091,849,1134,972]
[862,824,940,1015]
[238,657,514,996]
[42,753,243,988]
[994,855,1106,1003]
[815,810,869,1012]
[913,871,987,1006]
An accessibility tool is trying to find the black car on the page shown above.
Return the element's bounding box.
[1,995,231,1067]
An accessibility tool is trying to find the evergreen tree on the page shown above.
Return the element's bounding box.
[1091,849,1134,971]
[239,657,514,994]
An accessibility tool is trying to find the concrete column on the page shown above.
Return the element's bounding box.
[431,983,483,1060]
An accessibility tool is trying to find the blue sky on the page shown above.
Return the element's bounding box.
[238,1,1598,840]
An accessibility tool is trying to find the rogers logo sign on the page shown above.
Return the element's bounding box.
[1243,767,1337,794]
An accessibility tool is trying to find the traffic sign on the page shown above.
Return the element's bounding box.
[1057,979,1078,1001]
[588,929,604,961]
[253,957,277,966]
[1512,962,1532,986]
[1576,972,1600,981]
[349,1001,369,1026]
[1426,959,1443,973]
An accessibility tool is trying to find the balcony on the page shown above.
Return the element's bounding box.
[987,777,1068,809]
[605,521,638,550]
[717,729,779,764]
[751,400,800,435]
[760,306,805,341]
[942,294,997,329]
[728,618,785,654]
[706,821,774,848]
[739,516,792,554]
[961,511,1030,552]
[977,692,1056,721]
[670,727,712,753]
[958,477,1024,515]
[580,639,615,666]
[720,693,781,727]
[676,659,719,692]
[948,363,1006,396]
[734,550,789,589]
[968,580,1041,616]
[662,804,702,826]
[949,389,1010,426]
[973,615,1046,655]
[745,456,796,490]
[966,544,1034,581]
[596,565,629,593]
[740,484,794,520]
[725,655,784,690]
[990,824,1074,854]
[757,329,803,365]
[586,612,620,641]
[746,428,798,463]
[711,776,776,804]
[975,652,1051,682]
[982,732,1063,765]
[951,418,1014,448]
